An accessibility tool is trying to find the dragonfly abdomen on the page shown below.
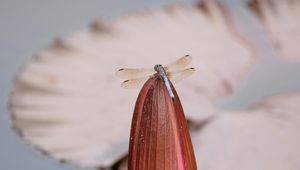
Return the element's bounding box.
[157,67,175,101]
[164,77,175,101]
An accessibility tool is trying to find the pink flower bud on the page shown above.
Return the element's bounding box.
[128,76,197,170]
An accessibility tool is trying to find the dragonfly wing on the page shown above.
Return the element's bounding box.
[116,68,155,79]
[121,77,150,89]
[165,55,192,72]
[168,68,195,84]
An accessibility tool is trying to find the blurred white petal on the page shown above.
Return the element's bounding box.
[9,2,253,168]
[194,92,300,170]
[248,0,300,60]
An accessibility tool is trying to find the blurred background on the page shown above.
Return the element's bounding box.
[1,0,300,170]
[1,1,197,170]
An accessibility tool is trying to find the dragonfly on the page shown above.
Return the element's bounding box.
[116,55,195,101]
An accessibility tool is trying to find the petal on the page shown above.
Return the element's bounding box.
[248,0,300,60]
[193,92,300,170]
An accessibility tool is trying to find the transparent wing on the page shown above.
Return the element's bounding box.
[165,55,192,72]
[116,68,155,79]
[121,77,150,89]
[168,68,195,83]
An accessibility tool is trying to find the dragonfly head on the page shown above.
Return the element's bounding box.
[154,64,163,72]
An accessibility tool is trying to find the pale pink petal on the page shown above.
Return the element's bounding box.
[194,92,300,170]
[248,0,300,60]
